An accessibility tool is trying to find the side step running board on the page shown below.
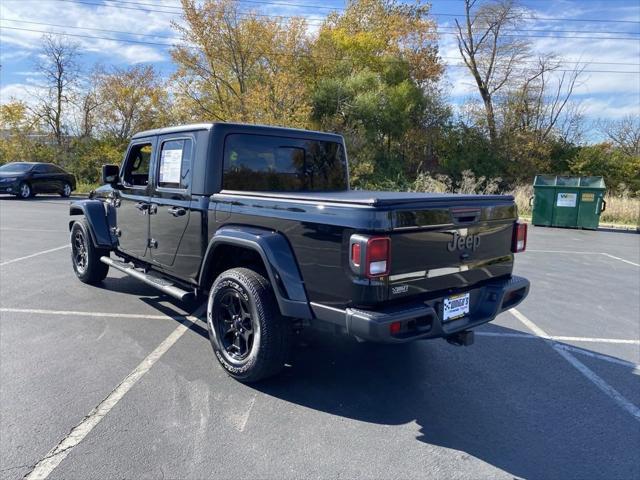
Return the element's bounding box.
[100,256,194,302]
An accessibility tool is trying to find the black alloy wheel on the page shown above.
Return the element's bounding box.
[214,288,255,360]
[72,229,88,274]
[206,268,292,382]
[70,220,110,284]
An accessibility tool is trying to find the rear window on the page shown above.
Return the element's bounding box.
[222,134,348,192]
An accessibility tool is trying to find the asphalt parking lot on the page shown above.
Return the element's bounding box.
[1,196,639,480]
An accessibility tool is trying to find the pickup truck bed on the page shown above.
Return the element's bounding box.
[220,189,511,206]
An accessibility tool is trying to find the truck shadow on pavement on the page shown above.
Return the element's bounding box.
[251,329,639,480]
[88,283,638,479]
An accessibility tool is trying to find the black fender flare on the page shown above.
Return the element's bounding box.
[199,226,312,320]
[69,199,117,249]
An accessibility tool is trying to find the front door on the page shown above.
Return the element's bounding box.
[116,138,155,259]
[149,135,193,269]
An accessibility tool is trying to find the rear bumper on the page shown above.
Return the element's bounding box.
[310,275,530,343]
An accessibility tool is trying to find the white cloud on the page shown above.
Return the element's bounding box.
[0,83,35,103]
[0,0,173,64]
[581,97,640,119]
[2,0,638,128]
[436,4,640,124]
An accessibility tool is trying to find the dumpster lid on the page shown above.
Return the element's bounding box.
[533,175,606,189]
[578,176,606,188]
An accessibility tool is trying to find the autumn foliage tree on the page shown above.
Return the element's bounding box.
[309,0,443,185]
[95,65,169,143]
[0,0,635,198]
[171,0,311,127]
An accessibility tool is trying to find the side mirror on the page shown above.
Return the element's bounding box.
[102,164,120,186]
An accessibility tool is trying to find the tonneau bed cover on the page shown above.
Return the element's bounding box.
[219,190,513,207]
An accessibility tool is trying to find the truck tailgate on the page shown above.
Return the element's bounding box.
[386,199,517,301]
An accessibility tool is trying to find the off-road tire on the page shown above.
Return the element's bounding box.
[206,267,292,383]
[70,220,109,284]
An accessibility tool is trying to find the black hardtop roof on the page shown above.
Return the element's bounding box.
[131,122,344,142]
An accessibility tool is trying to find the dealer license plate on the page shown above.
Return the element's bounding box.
[443,293,470,321]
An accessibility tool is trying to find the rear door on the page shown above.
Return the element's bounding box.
[49,165,70,192]
[116,138,155,260]
[45,164,65,192]
[148,134,193,268]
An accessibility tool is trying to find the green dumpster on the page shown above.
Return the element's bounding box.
[531,175,606,230]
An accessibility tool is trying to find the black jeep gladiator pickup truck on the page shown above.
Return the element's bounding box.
[69,123,530,382]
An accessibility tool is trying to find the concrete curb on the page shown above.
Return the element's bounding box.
[519,216,639,233]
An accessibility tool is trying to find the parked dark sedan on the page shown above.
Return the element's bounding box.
[0,162,76,199]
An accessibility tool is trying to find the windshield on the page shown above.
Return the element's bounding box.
[0,162,33,173]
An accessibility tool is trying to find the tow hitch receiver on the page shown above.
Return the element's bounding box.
[446,330,475,347]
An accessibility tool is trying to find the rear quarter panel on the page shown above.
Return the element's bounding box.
[208,193,383,308]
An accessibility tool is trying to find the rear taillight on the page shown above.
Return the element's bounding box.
[366,237,390,276]
[512,222,527,253]
[351,243,361,267]
[350,235,391,278]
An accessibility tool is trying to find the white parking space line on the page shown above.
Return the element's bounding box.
[527,250,602,255]
[24,304,206,480]
[527,250,639,267]
[230,393,258,433]
[1,307,178,321]
[0,227,67,233]
[475,331,639,345]
[601,253,640,268]
[556,344,637,369]
[0,245,69,267]
[510,308,640,422]
[551,336,639,345]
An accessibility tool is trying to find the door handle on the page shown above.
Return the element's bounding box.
[135,202,149,213]
[168,207,187,217]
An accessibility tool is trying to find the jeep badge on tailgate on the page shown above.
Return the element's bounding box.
[447,231,481,252]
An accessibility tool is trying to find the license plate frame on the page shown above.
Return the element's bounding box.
[443,292,470,321]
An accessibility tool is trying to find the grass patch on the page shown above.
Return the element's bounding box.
[75,181,100,194]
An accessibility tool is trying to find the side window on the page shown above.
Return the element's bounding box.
[123,143,152,187]
[158,139,192,190]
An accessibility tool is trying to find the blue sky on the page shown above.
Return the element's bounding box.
[1,0,638,141]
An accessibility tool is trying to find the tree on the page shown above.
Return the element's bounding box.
[310,0,442,186]
[312,0,441,87]
[95,65,168,142]
[171,0,311,127]
[74,72,101,139]
[32,34,81,146]
[455,0,528,144]
[598,116,640,157]
[0,101,33,164]
[502,56,584,143]
[570,143,640,194]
